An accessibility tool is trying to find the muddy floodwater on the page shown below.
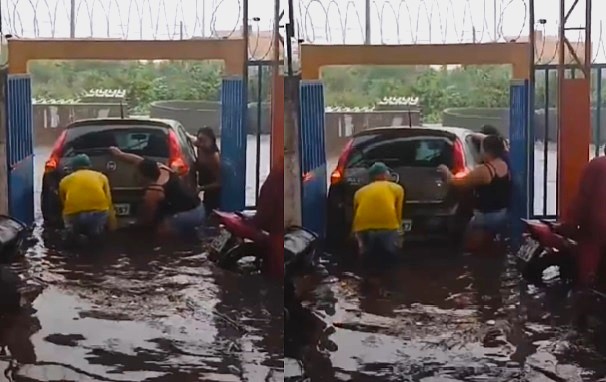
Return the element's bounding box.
[5,138,606,381]
[0,138,283,381]
[283,144,606,381]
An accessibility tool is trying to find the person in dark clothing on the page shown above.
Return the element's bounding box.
[471,124,510,166]
[439,135,512,251]
[109,147,206,238]
[193,127,222,212]
[561,146,606,286]
[252,161,284,279]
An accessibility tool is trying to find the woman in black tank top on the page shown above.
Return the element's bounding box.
[194,127,222,212]
[438,135,511,251]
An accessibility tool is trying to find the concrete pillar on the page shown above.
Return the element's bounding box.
[284,75,301,227]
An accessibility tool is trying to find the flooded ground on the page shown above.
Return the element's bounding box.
[0,137,283,382]
[284,144,606,381]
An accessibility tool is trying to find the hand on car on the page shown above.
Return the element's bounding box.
[108,146,123,156]
[437,164,451,176]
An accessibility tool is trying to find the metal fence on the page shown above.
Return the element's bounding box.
[248,60,273,208]
[531,64,606,219]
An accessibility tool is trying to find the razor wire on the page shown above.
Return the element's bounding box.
[0,0,278,59]
[295,0,606,63]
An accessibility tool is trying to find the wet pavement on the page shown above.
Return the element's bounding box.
[282,144,606,381]
[0,138,282,382]
[4,138,606,381]
[286,247,606,381]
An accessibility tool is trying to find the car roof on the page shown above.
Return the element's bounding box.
[353,125,474,140]
[65,118,180,130]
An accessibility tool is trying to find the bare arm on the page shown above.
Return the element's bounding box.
[186,132,198,142]
[441,164,491,188]
[109,147,144,165]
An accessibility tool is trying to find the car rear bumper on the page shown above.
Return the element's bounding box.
[326,199,467,242]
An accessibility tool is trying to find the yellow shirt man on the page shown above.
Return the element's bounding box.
[352,165,405,233]
[59,154,116,231]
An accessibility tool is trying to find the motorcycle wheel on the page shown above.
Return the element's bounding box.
[521,249,552,285]
[217,241,261,270]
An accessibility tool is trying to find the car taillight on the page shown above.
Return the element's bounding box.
[168,131,189,176]
[452,139,468,178]
[330,140,353,185]
[45,130,67,173]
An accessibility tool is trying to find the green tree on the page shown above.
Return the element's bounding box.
[322,65,512,122]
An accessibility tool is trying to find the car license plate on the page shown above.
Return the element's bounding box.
[211,229,232,253]
[517,238,541,263]
[402,220,412,232]
[114,204,131,216]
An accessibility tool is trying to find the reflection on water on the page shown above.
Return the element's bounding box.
[286,248,606,381]
[0,140,280,381]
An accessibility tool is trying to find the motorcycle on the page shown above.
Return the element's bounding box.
[284,226,320,319]
[0,215,27,262]
[208,210,269,271]
[516,219,577,285]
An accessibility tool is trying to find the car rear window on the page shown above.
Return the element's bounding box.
[347,134,454,168]
[63,125,170,158]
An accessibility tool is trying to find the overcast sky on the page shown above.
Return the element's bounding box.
[2,0,605,61]
[295,0,606,62]
[0,0,275,39]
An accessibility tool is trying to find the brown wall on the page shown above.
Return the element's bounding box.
[33,103,126,147]
[324,110,422,158]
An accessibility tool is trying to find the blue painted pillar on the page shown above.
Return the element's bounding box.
[299,81,327,237]
[509,80,531,241]
[220,77,247,212]
[6,75,34,226]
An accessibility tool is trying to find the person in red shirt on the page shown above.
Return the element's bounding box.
[561,147,606,286]
[252,161,284,279]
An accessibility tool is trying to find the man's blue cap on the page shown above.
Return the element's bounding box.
[368,162,389,179]
[71,154,92,170]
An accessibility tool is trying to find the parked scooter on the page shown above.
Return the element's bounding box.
[516,219,577,285]
[208,210,270,271]
[0,215,28,314]
[0,215,27,262]
[284,226,320,319]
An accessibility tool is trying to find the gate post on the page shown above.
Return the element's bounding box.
[509,80,531,239]
[0,69,7,216]
[6,75,34,225]
[220,77,247,212]
[298,81,327,237]
[284,75,302,227]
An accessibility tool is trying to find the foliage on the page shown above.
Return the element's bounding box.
[323,65,512,122]
[29,60,273,114]
[29,60,515,122]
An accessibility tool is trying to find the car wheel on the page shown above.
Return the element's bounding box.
[40,188,62,228]
[325,205,349,250]
[217,241,260,270]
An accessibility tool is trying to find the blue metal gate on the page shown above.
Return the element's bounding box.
[6,75,34,226]
[509,80,531,243]
[220,77,247,212]
[531,64,606,219]
[299,81,327,237]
